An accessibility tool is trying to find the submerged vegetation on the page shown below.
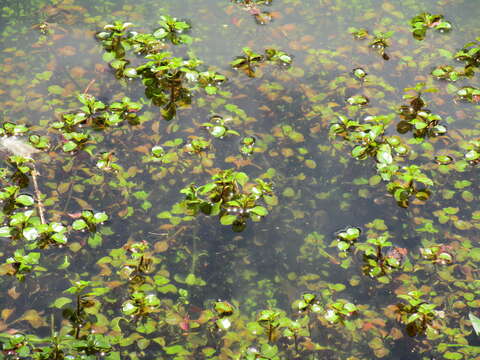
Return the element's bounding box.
[0,0,480,359]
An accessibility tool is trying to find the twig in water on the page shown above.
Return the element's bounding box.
[82,79,96,94]
[31,165,46,225]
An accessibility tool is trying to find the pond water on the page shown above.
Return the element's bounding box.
[0,0,479,359]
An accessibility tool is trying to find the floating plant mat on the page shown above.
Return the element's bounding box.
[0,0,480,359]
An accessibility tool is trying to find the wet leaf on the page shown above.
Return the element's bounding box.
[21,310,46,328]
[469,312,480,336]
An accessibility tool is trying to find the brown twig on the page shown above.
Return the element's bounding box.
[31,164,46,225]
[82,79,96,94]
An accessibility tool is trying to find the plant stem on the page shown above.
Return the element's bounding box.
[31,164,46,224]
[83,79,96,94]
[191,236,197,275]
[307,313,312,337]
[75,294,81,339]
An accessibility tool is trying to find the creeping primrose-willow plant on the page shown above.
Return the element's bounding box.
[177,169,275,231]
[410,12,452,41]
[369,30,394,60]
[135,52,226,119]
[231,47,292,78]
[454,37,480,77]
[329,112,434,207]
[96,21,226,120]
[431,38,480,85]
[396,291,443,337]
[457,86,480,103]
[153,15,192,45]
[202,115,240,138]
[52,94,143,152]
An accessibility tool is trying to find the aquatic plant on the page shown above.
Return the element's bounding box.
[231,47,264,77]
[4,249,41,281]
[231,47,292,77]
[239,136,256,156]
[357,232,404,282]
[410,12,452,40]
[456,86,480,103]
[96,21,225,120]
[136,52,225,119]
[96,21,136,57]
[454,37,480,76]
[431,65,462,81]
[420,244,454,264]
[1,2,480,360]
[154,15,192,45]
[334,226,361,251]
[386,165,433,207]
[183,137,211,154]
[177,168,274,231]
[463,139,480,163]
[348,27,369,39]
[396,291,442,336]
[202,115,240,138]
[52,94,143,151]
[369,30,394,60]
[397,82,445,138]
[324,300,357,324]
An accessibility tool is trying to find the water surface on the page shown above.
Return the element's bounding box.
[0,0,479,359]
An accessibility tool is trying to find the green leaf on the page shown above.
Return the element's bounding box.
[351,146,367,158]
[220,214,237,225]
[102,51,116,62]
[432,68,445,77]
[443,352,463,360]
[216,318,232,330]
[377,146,393,164]
[93,212,108,224]
[88,233,102,248]
[16,194,35,206]
[249,206,268,216]
[62,141,78,152]
[214,301,234,315]
[35,71,53,81]
[153,28,167,38]
[337,241,350,251]
[261,344,278,358]
[407,313,421,324]
[205,86,217,95]
[122,301,137,315]
[0,226,12,238]
[23,227,39,241]
[231,58,246,67]
[235,172,249,186]
[343,303,357,312]
[438,49,453,58]
[211,126,226,138]
[282,187,295,197]
[469,312,480,336]
[164,345,189,355]
[185,273,198,286]
[51,232,67,244]
[48,85,63,95]
[123,68,137,78]
[72,219,88,231]
[465,150,479,161]
[58,255,70,269]
[51,297,72,308]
